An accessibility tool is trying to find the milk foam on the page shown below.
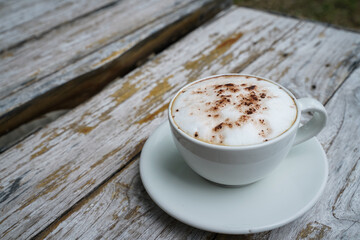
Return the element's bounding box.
[171,75,297,146]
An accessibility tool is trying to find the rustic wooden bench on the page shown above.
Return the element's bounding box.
[1,1,359,239]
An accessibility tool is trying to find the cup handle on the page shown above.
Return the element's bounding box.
[293,98,327,146]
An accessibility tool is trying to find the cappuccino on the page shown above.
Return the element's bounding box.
[171,75,297,146]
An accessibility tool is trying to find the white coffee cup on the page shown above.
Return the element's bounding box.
[168,74,327,186]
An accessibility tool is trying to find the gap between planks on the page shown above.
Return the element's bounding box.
[0,0,230,150]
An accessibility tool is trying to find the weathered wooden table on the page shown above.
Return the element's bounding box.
[1,0,359,239]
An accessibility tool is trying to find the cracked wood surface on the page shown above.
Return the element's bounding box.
[0,0,229,136]
[1,6,360,239]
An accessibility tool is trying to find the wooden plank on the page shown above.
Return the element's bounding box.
[291,69,360,239]
[35,157,215,239]
[241,23,360,104]
[33,69,360,240]
[1,6,360,239]
[35,67,360,239]
[0,0,118,52]
[217,66,360,239]
[0,0,229,136]
[0,0,231,237]
[0,0,67,34]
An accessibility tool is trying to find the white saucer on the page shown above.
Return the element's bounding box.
[140,122,328,234]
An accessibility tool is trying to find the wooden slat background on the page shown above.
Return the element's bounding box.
[1,5,359,240]
[0,0,229,137]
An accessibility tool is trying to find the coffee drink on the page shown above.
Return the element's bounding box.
[168,74,327,185]
[171,75,297,146]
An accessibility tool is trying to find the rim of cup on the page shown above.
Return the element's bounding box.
[168,73,301,150]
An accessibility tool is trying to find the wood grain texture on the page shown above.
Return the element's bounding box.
[32,69,360,240]
[215,69,360,239]
[0,0,118,52]
[0,0,69,34]
[35,157,215,239]
[0,0,229,136]
[35,73,360,239]
[1,6,360,239]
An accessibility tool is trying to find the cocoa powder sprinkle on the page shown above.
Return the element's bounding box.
[245,85,256,90]
[175,79,277,144]
[214,123,223,131]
